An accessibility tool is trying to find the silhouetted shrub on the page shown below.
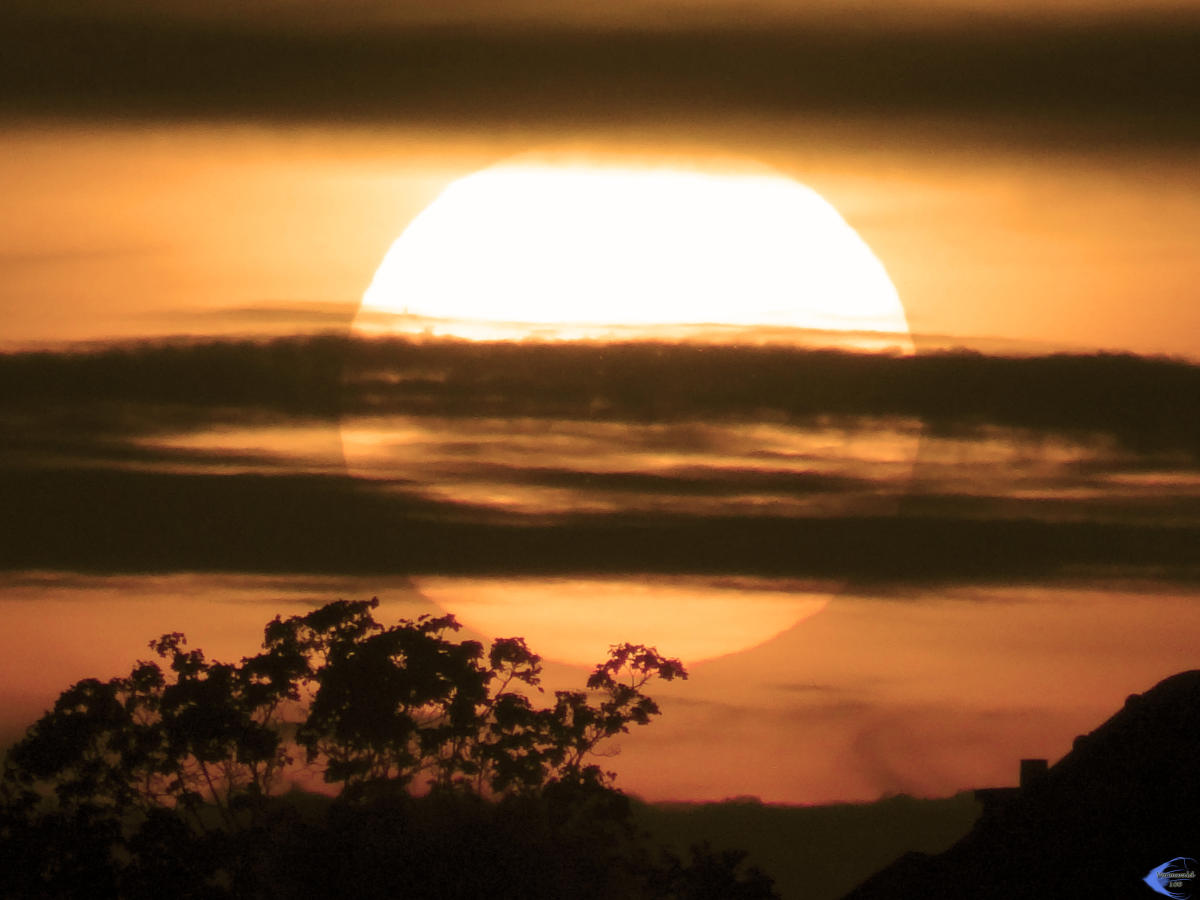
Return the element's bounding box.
[0,598,778,899]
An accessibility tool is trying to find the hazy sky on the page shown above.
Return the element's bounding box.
[3,0,1198,357]
[2,0,1200,815]
[2,340,1198,804]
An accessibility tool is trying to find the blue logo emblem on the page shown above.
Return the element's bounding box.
[1145,858,1198,899]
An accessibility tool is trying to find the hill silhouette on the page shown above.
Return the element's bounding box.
[842,670,1200,899]
[636,792,980,900]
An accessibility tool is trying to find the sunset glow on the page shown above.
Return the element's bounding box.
[342,160,918,665]
[357,161,912,347]
[4,6,1200,893]
[417,577,830,666]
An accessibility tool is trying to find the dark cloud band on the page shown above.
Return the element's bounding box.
[3,14,1198,145]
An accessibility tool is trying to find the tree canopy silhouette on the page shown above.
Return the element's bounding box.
[0,598,778,899]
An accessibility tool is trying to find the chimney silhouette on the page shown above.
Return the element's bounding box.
[1019,758,1048,789]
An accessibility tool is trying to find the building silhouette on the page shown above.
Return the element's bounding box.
[843,671,1200,899]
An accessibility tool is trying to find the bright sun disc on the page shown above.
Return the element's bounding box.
[357,159,911,347]
[347,155,916,665]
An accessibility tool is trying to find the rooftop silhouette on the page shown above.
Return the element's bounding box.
[842,670,1200,899]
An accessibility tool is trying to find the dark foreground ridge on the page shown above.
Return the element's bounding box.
[637,792,981,900]
[842,670,1200,899]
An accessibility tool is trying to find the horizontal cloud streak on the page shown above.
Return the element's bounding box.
[2,14,1198,146]
[3,337,1198,584]
[0,463,1196,582]
[3,337,1197,455]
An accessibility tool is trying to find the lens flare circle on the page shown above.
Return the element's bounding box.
[416,578,830,668]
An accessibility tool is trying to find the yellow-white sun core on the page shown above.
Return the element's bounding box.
[357,161,910,345]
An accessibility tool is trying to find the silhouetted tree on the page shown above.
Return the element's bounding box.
[0,598,778,899]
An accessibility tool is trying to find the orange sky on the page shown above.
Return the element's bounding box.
[1,1,1198,815]
[1,123,1198,360]
[3,573,1199,804]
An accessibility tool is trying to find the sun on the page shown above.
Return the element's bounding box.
[414,577,831,668]
[345,153,915,666]
[355,156,911,347]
